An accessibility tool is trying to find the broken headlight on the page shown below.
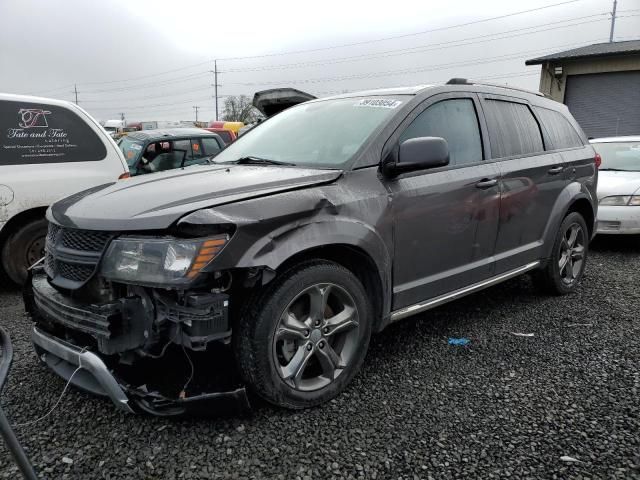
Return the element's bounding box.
[101,235,229,286]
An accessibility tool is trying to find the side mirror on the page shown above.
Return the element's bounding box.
[383,137,449,177]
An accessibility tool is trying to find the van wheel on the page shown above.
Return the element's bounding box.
[234,261,372,409]
[533,212,588,295]
[1,218,48,286]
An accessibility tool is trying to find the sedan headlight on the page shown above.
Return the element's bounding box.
[101,235,229,285]
[599,195,640,206]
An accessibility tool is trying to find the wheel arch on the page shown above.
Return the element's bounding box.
[566,198,595,239]
[275,244,387,332]
[0,206,48,284]
[0,206,48,251]
[541,182,596,260]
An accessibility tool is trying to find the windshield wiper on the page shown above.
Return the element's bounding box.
[233,156,296,166]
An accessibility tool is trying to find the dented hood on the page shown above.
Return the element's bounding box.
[50,164,341,230]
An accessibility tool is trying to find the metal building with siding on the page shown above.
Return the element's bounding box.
[526,40,640,138]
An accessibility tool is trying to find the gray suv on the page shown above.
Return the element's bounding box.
[26,80,597,415]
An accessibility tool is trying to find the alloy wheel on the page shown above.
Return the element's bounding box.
[272,283,360,392]
[558,223,585,285]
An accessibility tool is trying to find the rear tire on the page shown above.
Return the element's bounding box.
[1,218,48,286]
[234,260,372,409]
[533,211,588,295]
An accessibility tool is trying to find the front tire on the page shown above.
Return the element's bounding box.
[234,261,372,409]
[1,218,48,286]
[533,211,588,295]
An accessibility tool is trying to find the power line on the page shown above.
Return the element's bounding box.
[24,0,588,96]
[86,72,542,118]
[224,34,611,87]
[28,84,76,96]
[85,96,235,111]
[78,85,215,103]
[78,60,213,86]
[218,0,584,60]
[223,13,609,73]
[53,14,599,101]
[65,37,607,109]
[79,72,210,94]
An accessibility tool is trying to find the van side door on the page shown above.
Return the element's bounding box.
[478,94,569,273]
[385,92,501,310]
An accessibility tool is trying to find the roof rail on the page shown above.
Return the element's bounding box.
[445,78,545,97]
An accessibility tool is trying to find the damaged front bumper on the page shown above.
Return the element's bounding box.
[26,273,250,416]
[31,327,250,415]
[32,326,134,413]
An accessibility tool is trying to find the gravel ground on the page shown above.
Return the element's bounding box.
[0,236,639,480]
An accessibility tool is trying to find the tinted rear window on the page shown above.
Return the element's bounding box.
[484,99,544,158]
[0,100,107,165]
[534,107,583,150]
[217,131,232,143]
[202,137,222,156]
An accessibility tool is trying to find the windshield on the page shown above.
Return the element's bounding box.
[118,136,145,167]
[212,96,405,168]
[593,141,640,171]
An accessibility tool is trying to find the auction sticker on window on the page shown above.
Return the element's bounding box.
[354,98,403,109]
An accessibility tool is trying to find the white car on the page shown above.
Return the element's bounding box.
[0,93,129,286]
[591,136,640,234]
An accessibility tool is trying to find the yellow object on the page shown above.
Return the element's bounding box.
[222,122,244,133]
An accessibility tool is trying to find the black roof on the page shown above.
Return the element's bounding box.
[126,128,216,141]
[525,39,640,65]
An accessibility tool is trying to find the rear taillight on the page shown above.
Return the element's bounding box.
[595,153,602,169]
[118,172,131,180]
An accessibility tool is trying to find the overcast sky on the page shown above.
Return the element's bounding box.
[1,0,638,123]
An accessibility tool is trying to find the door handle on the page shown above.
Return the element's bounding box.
[475,178,498,189]
[548,166,564,175]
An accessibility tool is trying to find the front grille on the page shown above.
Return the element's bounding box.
[46,223,61,245]
[45,223,115,288]
[57,262,96,282]
[61,229,112,251]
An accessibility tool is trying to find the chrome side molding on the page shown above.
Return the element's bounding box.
[390,261,541,322]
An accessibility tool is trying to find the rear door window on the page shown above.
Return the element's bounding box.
[0,100,107,165]
[173,139,195,166]
[399,98,483,166]
[534,107,583,150]
[190,139,204,157]
[483,99,544,158]
[202,137,222,156]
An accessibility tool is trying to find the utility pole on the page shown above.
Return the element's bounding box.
[193,105,200,123]
[119,112,125,125]
[609,0,617,42]
[73,84,78,104]
[213,60,220,121]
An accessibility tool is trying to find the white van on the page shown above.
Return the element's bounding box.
[0,93,129,286]
[103,119,125,138]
